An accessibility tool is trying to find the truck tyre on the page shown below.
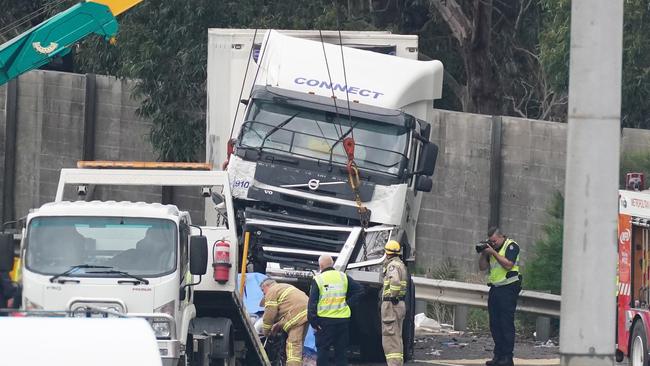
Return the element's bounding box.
[357,288,384,362]
[189,318,236,366]
[178,355,188,366]
[402,274,416,361]
[212,327,235,366]
[630,320,649,366]
[212,354,236,366]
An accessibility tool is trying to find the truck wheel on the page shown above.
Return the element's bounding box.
[212,355,236,366]
[402,275,416,361]
[178,355,188,366]
[357,289,384,362]
[630,321,649,366]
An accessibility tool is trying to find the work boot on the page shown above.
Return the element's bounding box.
[494,357,514,366]
[485,358,498,366]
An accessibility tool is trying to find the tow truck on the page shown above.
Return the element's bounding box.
[0,161,270,366]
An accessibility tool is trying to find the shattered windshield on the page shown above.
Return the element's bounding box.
[240,100,409,176]
[25,217,177,277]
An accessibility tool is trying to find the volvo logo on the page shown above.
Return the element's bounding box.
[281,179,346,191]
[307,179,320,190]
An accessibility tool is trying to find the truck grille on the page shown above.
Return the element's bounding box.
[245,208,353,269]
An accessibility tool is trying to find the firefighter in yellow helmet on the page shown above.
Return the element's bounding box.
[381,240,408,365]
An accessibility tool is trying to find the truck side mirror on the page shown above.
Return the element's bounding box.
[0,233,14,272]
[416,142,438,176]
[415,175,433,192]
[189,236,208,275]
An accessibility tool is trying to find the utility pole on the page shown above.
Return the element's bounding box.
[560,1,623,366]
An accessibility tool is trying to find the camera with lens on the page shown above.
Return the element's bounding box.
[475,240,493,253]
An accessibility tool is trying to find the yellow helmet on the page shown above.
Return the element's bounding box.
[385,240,401,255]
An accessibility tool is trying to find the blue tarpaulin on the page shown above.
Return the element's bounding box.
[237,273,316,351]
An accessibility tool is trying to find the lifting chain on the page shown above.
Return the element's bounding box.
[343,137,371,261]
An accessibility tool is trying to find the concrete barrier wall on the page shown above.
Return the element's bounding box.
[2,70,650,276]
[416,110,493,274]
[0,71,205,225]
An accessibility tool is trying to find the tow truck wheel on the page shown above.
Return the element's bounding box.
[402,275,416,361]
[177,355,188,366]
[630,321,649,366]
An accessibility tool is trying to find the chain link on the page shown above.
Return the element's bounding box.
[347,161,370,261]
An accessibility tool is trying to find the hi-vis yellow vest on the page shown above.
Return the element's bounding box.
[488,238,520,286]
[314,270,351,318]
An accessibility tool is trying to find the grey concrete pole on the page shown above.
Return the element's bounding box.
[559,1,623,366]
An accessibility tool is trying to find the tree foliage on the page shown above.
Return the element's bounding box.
[0,0,76,43]
[539,0,650,127]
[3,1,649,159]
[73,0,371,161]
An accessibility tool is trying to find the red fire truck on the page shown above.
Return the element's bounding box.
[617,173,650,366]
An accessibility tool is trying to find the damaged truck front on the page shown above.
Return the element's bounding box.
[206,29,443,360]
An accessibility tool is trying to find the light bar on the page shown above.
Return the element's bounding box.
[77,161,213,170]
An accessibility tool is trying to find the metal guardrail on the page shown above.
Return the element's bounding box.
[412,277,561,318]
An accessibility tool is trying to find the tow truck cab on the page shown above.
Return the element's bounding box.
[20,201,198,364]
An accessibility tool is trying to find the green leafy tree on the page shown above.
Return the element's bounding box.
[73,0,371,161]
[539,0,650,127]
[406,0,560,120]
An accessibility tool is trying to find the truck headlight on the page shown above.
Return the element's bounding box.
[24,298,43,310]
[152,300,175,338]
[152,320,171,338]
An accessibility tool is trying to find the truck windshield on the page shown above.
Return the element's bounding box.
[25,217,177,277]
[240,101,409,175]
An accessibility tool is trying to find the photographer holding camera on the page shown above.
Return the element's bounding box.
[478,227,522,366]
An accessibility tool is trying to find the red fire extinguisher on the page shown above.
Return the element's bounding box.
[213,240,231,283]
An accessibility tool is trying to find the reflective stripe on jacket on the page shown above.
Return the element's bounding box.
[262,283,309,335]
[382,256,407,299]
[314,270,351,318]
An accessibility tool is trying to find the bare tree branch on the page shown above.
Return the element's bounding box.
[515,0,533,31]
[429,0,472,45]
[443,69,467,109]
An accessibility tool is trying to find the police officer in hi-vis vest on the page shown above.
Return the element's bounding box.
[478,227,522,366]
[307,255,364,366]
[381,240,408,365]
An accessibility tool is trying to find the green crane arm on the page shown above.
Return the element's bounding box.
[0,0,141,86]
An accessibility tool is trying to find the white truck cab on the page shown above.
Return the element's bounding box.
[1,164,269,366]
[21,201,193,362]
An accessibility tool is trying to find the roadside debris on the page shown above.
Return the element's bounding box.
[535,339,559,348]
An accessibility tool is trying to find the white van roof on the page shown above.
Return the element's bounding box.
[1,317,162,366]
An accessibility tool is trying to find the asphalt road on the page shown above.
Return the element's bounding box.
[348,333,561,366]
